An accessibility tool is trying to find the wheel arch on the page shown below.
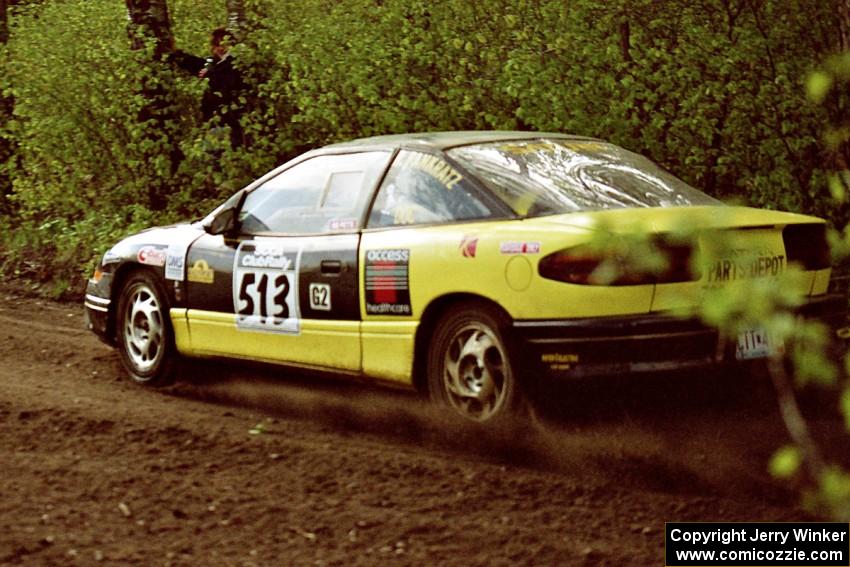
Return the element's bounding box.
[412,292,513,394]
[107,263,160,342]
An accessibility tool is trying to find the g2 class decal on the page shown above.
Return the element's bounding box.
[309,283,331,311]
[233,240,301,333]
[365,249,411,316]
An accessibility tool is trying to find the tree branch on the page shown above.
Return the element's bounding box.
[767,355,827,483]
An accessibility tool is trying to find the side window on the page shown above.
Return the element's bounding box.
[367,150,495,228]
[239,152,391,234]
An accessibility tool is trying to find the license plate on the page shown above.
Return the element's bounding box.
[736,327,783,360]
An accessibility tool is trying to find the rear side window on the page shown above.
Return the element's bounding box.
[240,151,391,234]
[448,140,720,216]
[367,150,496,228]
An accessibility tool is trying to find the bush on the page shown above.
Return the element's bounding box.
[0,0,844,297]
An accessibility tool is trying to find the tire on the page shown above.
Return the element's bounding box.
[115,270,177,385]
[426,304,525,423]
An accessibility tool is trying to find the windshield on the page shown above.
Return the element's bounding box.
[447,139,720,217]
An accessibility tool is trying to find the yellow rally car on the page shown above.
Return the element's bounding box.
[83,131,847,423]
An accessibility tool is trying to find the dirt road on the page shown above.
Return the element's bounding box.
[0,292,843,566]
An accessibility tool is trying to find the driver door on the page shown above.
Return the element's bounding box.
[182,151,392,373]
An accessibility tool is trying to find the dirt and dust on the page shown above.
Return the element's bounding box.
[0,292,845,566]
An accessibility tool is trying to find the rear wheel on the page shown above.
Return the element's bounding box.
[115,271,176,385]
[426,304,524,423]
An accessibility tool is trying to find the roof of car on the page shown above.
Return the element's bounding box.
[320,130,596,152]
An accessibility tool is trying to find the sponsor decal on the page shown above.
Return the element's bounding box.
[309,283,331,311]
[499,241,541,255]
[366,249,410,263]
[233,241,301,333]
[497,141,559,155]
[459,235,478,258]
[541,352,579,371]
[328,218,358,232]
[541,353,579,364]
[165,244,189,281]
[365,249,411,316]
[706,252,785,284]
[187,259,214,284]
[163,227,204,281]
[397,151,463,190]
[393,206,415,225]
[561,141,608,153]
[137,246,166,267]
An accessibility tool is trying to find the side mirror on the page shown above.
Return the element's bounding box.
[204,206,238,236]
[203,190,247,236]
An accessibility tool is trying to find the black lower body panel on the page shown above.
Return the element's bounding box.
[513,293,848,380]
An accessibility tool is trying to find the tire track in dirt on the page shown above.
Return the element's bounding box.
[0,293,839,565]
[0,313,87,336]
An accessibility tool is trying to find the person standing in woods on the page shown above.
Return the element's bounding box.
[172,28,246,149]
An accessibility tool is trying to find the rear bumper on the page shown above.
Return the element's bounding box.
[513,293,849,380]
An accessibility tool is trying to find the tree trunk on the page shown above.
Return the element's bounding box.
[226,0,246,39]
[125,0,174,59]
[124,0,180,210]
[839,0,850,52]
[0,0,8,45]
[0,0,14,214]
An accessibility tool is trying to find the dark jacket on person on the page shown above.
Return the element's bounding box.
[171,50,246,145]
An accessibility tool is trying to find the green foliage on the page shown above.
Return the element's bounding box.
[0,0,846,296]
[808,467,850,521]
[0,205,162,298]
[769,445,802,479]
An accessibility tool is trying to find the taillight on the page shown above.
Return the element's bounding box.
[661,240,697,283]
[538,237,697,286]
[538,249,615,285]
[783,223,830,270]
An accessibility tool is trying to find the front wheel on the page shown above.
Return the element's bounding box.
[426,305,525,423]
[115,271,177,385]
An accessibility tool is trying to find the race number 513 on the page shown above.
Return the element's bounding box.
[237,272,290,320]
[233,241,300,334]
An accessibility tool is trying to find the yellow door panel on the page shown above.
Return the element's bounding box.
[184,309,360,371]
[170,308,192,354]
[361,321,418,384]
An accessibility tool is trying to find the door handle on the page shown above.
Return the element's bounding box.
[320,260,342,275]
